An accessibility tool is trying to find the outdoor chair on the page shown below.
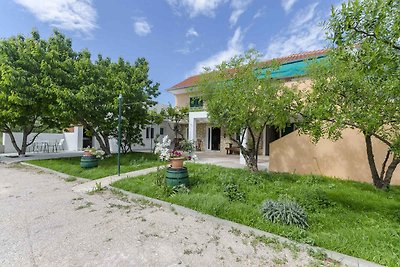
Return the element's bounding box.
[57,139,65,152]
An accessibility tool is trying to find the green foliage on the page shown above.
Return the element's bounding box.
[161,105,189,147]
[0,30,74,154]
[0,29,160,155]
[296,188,335,212]
[301,0,400,188]
[261,198,309,228]
[172,184,190,195]
[197,49,300,171]
[112,163,400,266]
[223,179,246,201]
[59,51,160,155]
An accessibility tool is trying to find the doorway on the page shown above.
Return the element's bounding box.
[264,126,280,156]
[207,127,221,151]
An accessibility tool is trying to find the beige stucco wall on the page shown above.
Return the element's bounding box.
[269,129,400,185]
[175,93,190,108]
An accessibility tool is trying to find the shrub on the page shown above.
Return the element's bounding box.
[296,188,335,212]
[261,198,309,228]
[223,181,245,201]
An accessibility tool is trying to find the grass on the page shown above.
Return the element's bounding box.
[112,163,400,267]
[29,152,163,180]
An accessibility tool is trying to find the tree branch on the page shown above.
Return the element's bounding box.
[379,150,390,180]
[349,26,400,50]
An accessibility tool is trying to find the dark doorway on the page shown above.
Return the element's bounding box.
[265,126,280,156]
[83,129,93,148]
[211,127,221,150]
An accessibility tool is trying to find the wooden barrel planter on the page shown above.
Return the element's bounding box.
[80,156,99,168]
[166,167,189,187]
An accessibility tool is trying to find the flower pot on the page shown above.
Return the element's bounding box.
[170,157,184,169]
[166,167,189,187]
[80,156,98,168]
[83,151,92,157]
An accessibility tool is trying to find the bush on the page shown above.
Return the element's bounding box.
[223,181,245,201]
[261,198,309,228]
[296,188,335,212]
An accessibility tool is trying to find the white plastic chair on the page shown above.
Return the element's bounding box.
[57,139,65,152]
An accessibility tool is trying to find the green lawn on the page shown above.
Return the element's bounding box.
[29,152,163,180]
[112,163,400,267]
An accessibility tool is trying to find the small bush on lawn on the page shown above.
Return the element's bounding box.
[261,198,309,228]
[296,187,336,212]
[223,179,246,202]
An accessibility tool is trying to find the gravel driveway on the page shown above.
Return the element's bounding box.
[0,163,330,267]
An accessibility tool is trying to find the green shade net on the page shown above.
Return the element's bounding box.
[258,56,326,79]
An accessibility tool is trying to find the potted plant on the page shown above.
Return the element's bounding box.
[154,136,197,186]
[80,147,105,168]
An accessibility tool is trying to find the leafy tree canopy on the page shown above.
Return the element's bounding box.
[301,0,400,188]
[197,50,300,171]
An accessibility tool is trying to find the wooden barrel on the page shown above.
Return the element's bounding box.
[80,156,99,168]
[166,167,189,187]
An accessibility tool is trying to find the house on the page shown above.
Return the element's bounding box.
[167,49,400,185]
[92,103,174,152]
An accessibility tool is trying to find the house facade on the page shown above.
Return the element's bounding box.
[167,49,400,185]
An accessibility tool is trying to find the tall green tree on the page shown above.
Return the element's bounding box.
[0,30,75,156]
[197,50,300,171]
[301,0,400,189]
[59,51,159,155]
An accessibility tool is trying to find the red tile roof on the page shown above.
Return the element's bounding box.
[167,49,328,91]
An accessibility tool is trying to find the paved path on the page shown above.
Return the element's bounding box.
[71,166,163,193]
[0,163,332,267]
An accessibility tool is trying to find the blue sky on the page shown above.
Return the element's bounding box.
[0,0,342,104]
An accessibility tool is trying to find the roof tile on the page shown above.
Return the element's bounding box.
[167,49,328,91]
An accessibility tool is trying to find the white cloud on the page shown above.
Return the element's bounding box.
[191,27,244,74]
[14,0,97,35]
[281,0,298,13]
[253,7,266,19]
[166,0,227,17]
[186,27,199,37]
[264,3,325,59]
[229,0,252,26]
[289,2,319,30]
[134,17,152,36]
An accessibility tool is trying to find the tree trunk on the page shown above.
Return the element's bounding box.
[364,134,384,188]
[241,148,258,172]
[20,130,28,156]
[6,129,22,155]
[382,157,400,189]
[91,130,111,155]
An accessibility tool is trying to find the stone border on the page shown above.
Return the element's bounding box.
[109,186,384,267]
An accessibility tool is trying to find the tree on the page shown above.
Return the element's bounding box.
[59,51,159,155]
[161,105,189,149]
[300,0,400,189]
[0,30,75,156]
[197,50,300,171]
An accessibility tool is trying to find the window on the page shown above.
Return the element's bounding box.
[189,97,203,108]
[159,127,164,135]
[146,127,154,139]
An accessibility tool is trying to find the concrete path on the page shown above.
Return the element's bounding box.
[0,163,344,267]
[195,151,269,170]
[71,166,163,193]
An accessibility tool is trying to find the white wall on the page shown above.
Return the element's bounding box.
[91,121,174,152]
[1,126,84,153]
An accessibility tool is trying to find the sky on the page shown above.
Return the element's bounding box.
[0,0,343,105]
